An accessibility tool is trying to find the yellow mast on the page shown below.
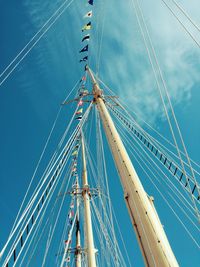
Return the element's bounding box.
[86,66,179,267]
[75,179,82,267]
[81,133,97,267]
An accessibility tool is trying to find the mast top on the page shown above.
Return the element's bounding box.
[85,65,102,100]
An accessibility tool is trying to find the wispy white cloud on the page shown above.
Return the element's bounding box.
[97,0,200,124]
[15,0,200,125]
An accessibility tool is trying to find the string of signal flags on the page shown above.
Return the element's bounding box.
[79,0,94,70]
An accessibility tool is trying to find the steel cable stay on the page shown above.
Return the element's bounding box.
[95,112,121,264]
[133,0,200,221]
[90,206,114,266]
[1,116,82,259]
[41,174,77,267]
[107,97,200,179]
[3,90,79,263]
[0,0,75,87]
[84,134,120,253]
[6,114,78,248]
[160,0,200,49]
[135,0,198,209]
[60,210,78,267]
[97,195,132,266]
[115,120,200,231]
[66,107,133,267]
[121,132,200,249]
[107,101,200,180]
[9,79,80,240]
[113,117,200,247]
[1,104,92,266]
[140,128,200,178]
[108,102,193,206]
[54,168,84,267]
[55,177,81,267]
[109,102,200,195]
[114,114,198,221]
[1,131,74,264]
[96,76,200,172]
[92,108,157,266]
[3,131,78,267]
[9,100,91,245]
[3,0,200,266]
[111,205,133,267]
[107,102,200,209]
[22,172,72,267]
[14,126,83,266]
[111,107,200,228]
[9,106,62,237]
[91,213,106,265]
[85,143,122,263]
[91,200,126,267]
[20,166,74,267]
[169,0,200,32]
[96,0,200,221]
[128,147,200,249]
[55,194,76,267]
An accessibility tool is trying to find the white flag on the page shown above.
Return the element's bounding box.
[84,10,92,18]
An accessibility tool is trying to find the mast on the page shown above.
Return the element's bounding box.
[75,179,81,267]
[81,133,97,267]
[86,66,179,267]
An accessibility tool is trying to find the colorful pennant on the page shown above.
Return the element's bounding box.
[82,22,91,32]
[82,34,90,42]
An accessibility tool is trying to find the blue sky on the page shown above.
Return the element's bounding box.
[0,0,200,266]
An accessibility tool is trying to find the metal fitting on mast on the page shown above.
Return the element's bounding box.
[85,65,102,100]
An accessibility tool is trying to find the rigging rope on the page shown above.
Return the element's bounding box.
[97,76,200,171]
[3,132,76,267]
[0,0,75,87]
[134,0,200,221]
[107,102,200,202]
[128,144,200,248]
[8,78,80,240]
[170,0,200,32]
[117,123,199,229]
[160,0,200,49]
[1,103,92,266]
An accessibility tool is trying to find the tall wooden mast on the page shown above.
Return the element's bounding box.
[75,179,81,267]
[81,133,97,267]
[86,66,179,267]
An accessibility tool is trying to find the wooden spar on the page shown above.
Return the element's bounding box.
[86,66,179,267]
[81,133,97,267]
[75,180,81,267]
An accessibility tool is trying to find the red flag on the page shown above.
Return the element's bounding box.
[78,100,83,106]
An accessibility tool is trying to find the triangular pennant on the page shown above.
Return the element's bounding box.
[82,34,90,42]
[79,56,88,62]
[79,45,88,53]
[75,116,83,121]
[82,22,91,32]
[76,108,83,115]
[72,150,78,156]
[78,100,83,106]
